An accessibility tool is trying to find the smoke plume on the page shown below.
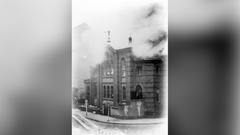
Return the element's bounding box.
[72,0,167,87]
[131,2,168,58]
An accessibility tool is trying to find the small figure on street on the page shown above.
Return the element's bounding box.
[136,101,142,117]
[124,105,128,116]
[85,99,88,116]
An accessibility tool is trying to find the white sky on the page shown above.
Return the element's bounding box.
[73,0,167,49]
[72,0,166,28]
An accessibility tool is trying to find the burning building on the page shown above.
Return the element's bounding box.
[84,36,166,118]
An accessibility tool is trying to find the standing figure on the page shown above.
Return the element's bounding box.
[136,101,142,117]
[124,105,128,116]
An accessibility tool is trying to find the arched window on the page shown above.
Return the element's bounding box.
[105,61,114,76]
[131,85,143,99]
[103,65,107,76]
[110,65,114,75]
[121,58,126,77]
[122,86,126,100]
[110,60,114,75]
[106,64,110,76]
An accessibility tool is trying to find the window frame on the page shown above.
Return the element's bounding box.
[122,84,126,100]
[121,58,126,77]
[111,86,114,98]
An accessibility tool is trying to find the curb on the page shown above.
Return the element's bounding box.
[85,117,163,125]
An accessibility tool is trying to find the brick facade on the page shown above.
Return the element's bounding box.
[84,45,166,117]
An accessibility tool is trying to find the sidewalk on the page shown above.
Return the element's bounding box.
[79,110,165,125]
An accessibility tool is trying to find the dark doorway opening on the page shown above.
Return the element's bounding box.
[131,85,143,99]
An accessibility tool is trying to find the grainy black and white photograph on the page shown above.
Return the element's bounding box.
[72,0,167,135]
[1,0,240,135]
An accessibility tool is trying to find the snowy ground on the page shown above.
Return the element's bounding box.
[80,110,165,125]
[73,109,167,135]
[91,120,167,135]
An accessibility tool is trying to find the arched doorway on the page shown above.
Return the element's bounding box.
[131,85,143,99]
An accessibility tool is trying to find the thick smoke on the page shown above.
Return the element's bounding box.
[145,4,160,18]
[131,2,168,58]
[72,0,167,87]
[72,23,106,88]
[147,30,167,48]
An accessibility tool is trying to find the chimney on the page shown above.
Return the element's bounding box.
[128,36,132,46]
[105,30,111,46]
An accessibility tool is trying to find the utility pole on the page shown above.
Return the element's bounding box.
[85,99,88,116]
[107,103,110,122]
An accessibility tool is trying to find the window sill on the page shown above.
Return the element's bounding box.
[122,100,127,102]
[103,98,113,100]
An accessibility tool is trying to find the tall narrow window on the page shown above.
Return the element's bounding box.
[94,84,97,98]
[107,64,110,76]
[110,60,114,75]
[155,65,159,73]
[121,58,126,77]
[87,86,90,99]
[103,86,106,98]
[137,66,142,76]
[107,86,110,98]
[111,86,114,98]
[111,66,114,75]
[122,86,126,100]
[103,67,107,76]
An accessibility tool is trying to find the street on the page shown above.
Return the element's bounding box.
[90,120,166,135]
[73,108,167,135]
